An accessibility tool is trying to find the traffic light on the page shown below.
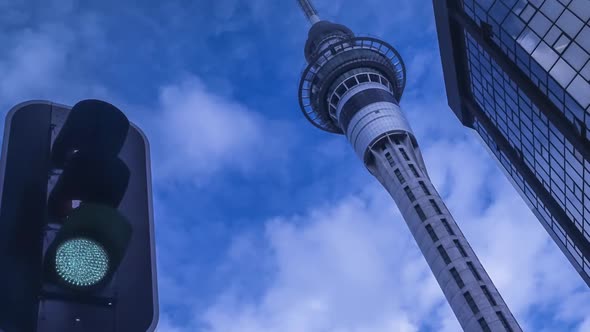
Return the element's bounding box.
[0,100,158,332]
[43,100,132,292]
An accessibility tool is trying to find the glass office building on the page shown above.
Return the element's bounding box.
[433,0,590,286]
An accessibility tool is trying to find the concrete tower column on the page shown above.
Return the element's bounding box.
[330,67,520,330]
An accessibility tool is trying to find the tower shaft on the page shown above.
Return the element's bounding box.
[336,69,520,331]
[370,132,519,332]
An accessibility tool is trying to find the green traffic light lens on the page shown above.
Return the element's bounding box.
[55,237,110,287]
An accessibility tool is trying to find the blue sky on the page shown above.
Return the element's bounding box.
[1,0,589,331]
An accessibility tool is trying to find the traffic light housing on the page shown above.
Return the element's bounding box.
[44,100,132,292]
[0,100,158,332]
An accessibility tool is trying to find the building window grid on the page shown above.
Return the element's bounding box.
[463,0,590,140]
[474,116,589,275]
[466,33,589,236]
[466,5,590,276]
[471,44,581,175]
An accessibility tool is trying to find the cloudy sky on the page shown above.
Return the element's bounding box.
[1,0,589,331]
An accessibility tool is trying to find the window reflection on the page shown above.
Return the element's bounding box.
[517,28,540,53]
[554,34,570,54]
[550,59,576,86]
[465,26,590,278]
[465,0,590,137]
[532,42,558,70]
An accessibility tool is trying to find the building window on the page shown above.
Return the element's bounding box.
[357,73,370,83]
[442,218,455,235]
[430,199,442,214]
[437,245,451,264]
[426,224,439,242]
[393,137,401,145]
[399,148,410,161]
[404,186,416,202]
[330,94,339,106]
[478,318,491,332]
[497,311,513,332]
[415,204,427,222]
[481,285,497,306]
[394,169,406,184]
[329,105,337,117]
[454,239,468,257]
[419,181,431,195]
[408,164,420,177]
[344,77,357,88]
[467,261,482,281]
[450,267,465,288]
[464,291,479,314]
[385,152,395,167]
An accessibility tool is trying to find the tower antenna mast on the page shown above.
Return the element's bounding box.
[297,0,320,24]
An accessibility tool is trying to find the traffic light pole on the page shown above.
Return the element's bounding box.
[0,101,52,332]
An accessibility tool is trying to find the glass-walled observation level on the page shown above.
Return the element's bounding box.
[298,37,407,133]
[326,68,396,120]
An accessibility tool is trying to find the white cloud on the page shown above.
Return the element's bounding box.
[0,5,110,113]
[0,3,287,187]
[0,25,75,104]
[578,317,590,332]
[156,133,590,332]
[199,192,436,332]
[144,76,294,186]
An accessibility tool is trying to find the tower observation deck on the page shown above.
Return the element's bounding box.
[296,1,521,331]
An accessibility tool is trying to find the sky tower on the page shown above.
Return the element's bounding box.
[296,1,521,331]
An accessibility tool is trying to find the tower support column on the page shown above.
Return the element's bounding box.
[366,133,521,332]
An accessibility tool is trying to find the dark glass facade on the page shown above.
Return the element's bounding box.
[464,0,590,123]
[434,0,590,286]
